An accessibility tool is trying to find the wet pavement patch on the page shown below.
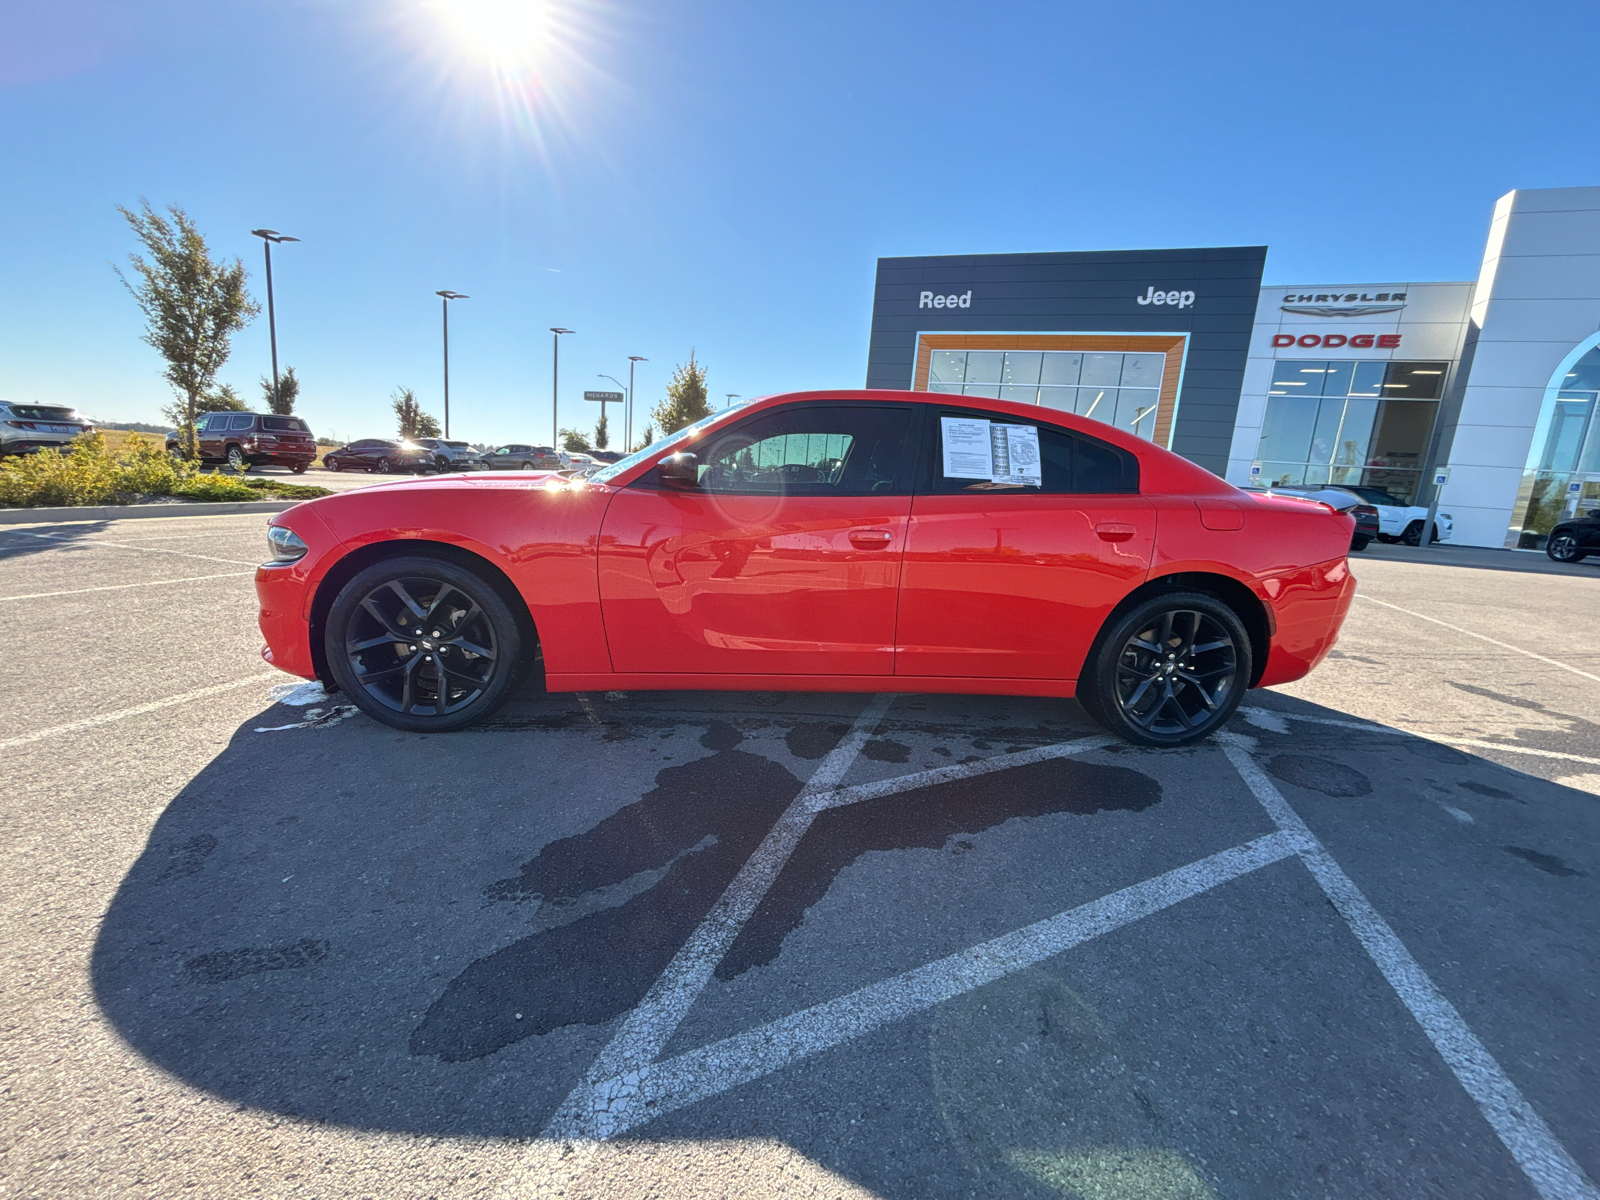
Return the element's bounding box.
[411,720,821,1062]
[860,738,912,764]
[1503,846,1585,877]
[186,938,330,984]
[786,722,851,760]
[1459,781,1517,801]
[1266,755,1372,798]
[716,756,1162,980]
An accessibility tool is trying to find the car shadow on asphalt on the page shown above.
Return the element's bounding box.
[87,688,1600,1196]
[0,519,116,563]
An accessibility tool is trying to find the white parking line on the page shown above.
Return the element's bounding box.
[0,571,253,602]
[7,531,258,567]
[545,832,1299,1141]
[0,675,281,751]
[542,695,895,1140]
[1220,733,1600,1200]
[1359,594,1600,686]
[1239,706,1600,768]
[813,734,1118,811]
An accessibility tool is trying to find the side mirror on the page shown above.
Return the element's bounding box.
[656,452,699,488]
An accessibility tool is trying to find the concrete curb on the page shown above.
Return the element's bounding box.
[0,500,300,525]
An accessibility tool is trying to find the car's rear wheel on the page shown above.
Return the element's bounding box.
[520,460,534,469]
[1078,592,1251,748]
[1547,532,1586,563]
[1351,535,1371,552]
[324,556,525,732]
[226,445,246,472]
[291,462,308,475]
[377,457,392,473]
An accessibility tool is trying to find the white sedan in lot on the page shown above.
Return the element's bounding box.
[1340,486,1453,544]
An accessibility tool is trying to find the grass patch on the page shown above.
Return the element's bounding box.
[0,432,332,508]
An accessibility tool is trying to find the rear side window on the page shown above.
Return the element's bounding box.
[263,416,306,432]
[926,407,1138,495]
[228,413,255,431]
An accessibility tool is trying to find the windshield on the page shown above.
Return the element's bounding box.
[589,409,741,484]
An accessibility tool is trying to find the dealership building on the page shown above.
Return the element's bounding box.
[866,185,1600,549]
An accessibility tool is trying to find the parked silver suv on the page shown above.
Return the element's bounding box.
[0,402,94,455]
[412,438,484,472]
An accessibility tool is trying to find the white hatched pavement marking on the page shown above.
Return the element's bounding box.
[539,695,895,1140]
[544,833,1298,1141]
[1239,706,1600,768]
[1359,593,1600,686]
[0,675,281,751]
[9,530,258,567]
[0,571,253,602]
[1220,733,1600,1200]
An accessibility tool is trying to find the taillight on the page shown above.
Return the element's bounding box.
[1352,505,1379,518]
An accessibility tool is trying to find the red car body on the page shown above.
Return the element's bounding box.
[256,390,1354,703]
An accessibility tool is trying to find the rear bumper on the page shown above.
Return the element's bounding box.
[1256,557,1356,688]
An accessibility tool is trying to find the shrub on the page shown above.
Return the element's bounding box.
[0,431,331,507]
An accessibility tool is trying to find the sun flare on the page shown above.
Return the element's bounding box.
[426,0,562,70]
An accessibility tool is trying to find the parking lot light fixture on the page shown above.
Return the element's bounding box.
[436,291,469,438]
[250,229,300,402]
[550,328,574,447]
[627,356,647,450]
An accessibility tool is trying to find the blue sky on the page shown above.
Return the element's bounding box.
[1,0,1595,447]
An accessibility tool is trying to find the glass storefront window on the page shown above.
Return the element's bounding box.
[1516,345,1600,547]
[922,349,1165,440]
[1539,397,1594,472]
[1256,359,1446,506]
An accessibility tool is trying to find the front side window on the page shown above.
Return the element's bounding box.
[928,406,1136,495]
[687,405,913,496]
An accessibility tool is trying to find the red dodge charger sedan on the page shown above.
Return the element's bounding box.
[256,390,1355,746]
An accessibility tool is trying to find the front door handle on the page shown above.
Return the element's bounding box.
[848,528,895,549]
[1096,522,1137,542]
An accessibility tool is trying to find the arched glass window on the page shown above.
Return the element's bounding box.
[1513,340,1600,548]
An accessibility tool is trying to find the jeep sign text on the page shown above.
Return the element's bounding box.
[1136,286,1195,308]
[919,291,972,309]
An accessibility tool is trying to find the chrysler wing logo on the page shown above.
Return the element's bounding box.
[1281,291,1407,318]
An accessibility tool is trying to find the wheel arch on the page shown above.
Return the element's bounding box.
[1090,570,1274,688]
[308,539,539,686]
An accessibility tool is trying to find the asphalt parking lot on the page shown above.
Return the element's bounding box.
[3,514,1598,1199]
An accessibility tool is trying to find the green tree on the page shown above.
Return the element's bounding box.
[392,387,441,439]
[197,382,249,414]
[651,351,711,434]
[635,423,656,451]
[114,200,259,458]
[560,427,593,453]
[262,366,300,415]
[593,410,609,450]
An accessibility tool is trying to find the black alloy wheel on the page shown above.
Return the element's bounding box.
[1401,520,1436,547]
[436,456,451,472]
[377,457,392,473]
[324,556,526,732]
[226,445,246,472]
[1547,531,1586,563]
[1079,591,1250,747]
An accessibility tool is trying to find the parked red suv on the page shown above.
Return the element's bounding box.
[166,412,317,472]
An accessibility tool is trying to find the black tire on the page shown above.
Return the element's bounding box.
[435,456,452,473]
[324,556,526,732]
[226,444,246,472]
[1351,535,1371,552]
[1376,533,1398,544]
[520,460,534,470]
[1401,520,1423,547]
[1547,531,1586,563]
[327,458,341,472]
[1078,591,1251,748]
[291,462,308,475]
[377,457,392,474]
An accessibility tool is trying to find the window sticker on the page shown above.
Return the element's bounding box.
[940,416,1041,486]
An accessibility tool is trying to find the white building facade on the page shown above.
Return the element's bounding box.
[1225,185,1600,549]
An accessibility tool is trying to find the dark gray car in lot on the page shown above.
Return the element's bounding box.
[483,443,563,470]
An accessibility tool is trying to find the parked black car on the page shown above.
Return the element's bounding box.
[165,412,316,472]
[1545,509,1600,562]
[322,439,433,474]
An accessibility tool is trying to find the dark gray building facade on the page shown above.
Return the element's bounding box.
[866,246,1268,476]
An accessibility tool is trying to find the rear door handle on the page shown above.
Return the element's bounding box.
[848,528,895,549]
[1095,522,1137,542]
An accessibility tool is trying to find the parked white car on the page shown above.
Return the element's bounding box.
[1340,485,1453,544]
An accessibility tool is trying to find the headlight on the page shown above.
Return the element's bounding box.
[266,524,309,564]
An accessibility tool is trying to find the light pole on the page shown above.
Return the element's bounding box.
[550,328,573,448]
[627,355,647,450]
[436,291,468,438]
[250,229,299,404]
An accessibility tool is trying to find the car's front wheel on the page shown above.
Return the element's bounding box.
[1078,592,1251,747]
[324,556,526,732]
[1547,531,1586,563]
[326,458,341,472]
